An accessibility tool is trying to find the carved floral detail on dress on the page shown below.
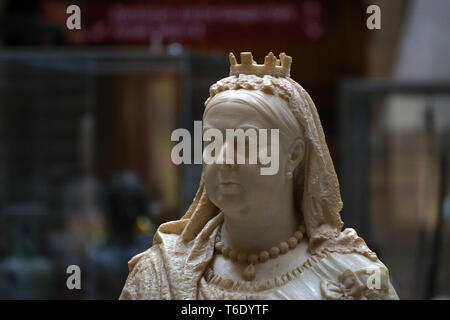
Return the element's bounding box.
[320,266,391,300]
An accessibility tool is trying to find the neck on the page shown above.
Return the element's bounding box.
[220,186,298,254]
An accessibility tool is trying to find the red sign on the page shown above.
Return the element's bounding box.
[44,1,326,45]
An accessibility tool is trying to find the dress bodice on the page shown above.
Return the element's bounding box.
[119,218,399,300]
[198,251,399,300]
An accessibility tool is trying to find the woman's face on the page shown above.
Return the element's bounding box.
[202,99,291,219]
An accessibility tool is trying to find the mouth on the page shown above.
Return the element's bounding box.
[218,181,242,195]
[219,181,240,186]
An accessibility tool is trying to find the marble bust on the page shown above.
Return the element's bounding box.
[119,52,399,300]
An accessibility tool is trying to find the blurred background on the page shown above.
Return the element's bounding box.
[0,0,448,299]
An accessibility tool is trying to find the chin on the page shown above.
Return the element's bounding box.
[212,194,248,214]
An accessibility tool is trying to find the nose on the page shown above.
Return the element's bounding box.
[217,162,234,169]
[216,140,235,169]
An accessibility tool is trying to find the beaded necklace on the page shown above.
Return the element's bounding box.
[214,224,306,281]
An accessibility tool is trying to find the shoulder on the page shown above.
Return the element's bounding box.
[315,234,399,300]
[119,245,167,300]
[127,246,160,273]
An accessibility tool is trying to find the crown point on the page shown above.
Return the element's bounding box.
[229,53,237,66]
[240,52,253,65]
[281,54,292,72]
[264,52,277,67]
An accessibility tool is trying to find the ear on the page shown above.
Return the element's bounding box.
[287,138,305,172]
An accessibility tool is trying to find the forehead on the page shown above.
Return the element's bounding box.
[203,100,273,130]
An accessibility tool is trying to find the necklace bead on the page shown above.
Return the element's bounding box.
[259,251,270,262]
[269,246,280,258]
[279,242,289,253]
[294,231,303,241]
[288,237,298,248]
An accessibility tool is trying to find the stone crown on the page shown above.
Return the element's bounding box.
[229,52,292,78]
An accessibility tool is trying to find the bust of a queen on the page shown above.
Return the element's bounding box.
[120,52,399,300]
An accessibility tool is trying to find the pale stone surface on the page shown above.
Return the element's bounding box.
[120,52,399,300]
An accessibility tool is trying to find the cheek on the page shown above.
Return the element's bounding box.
[237,164,262,182]
[203,164,218,184]
[238,164,283,194]
[241,156,288,187]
